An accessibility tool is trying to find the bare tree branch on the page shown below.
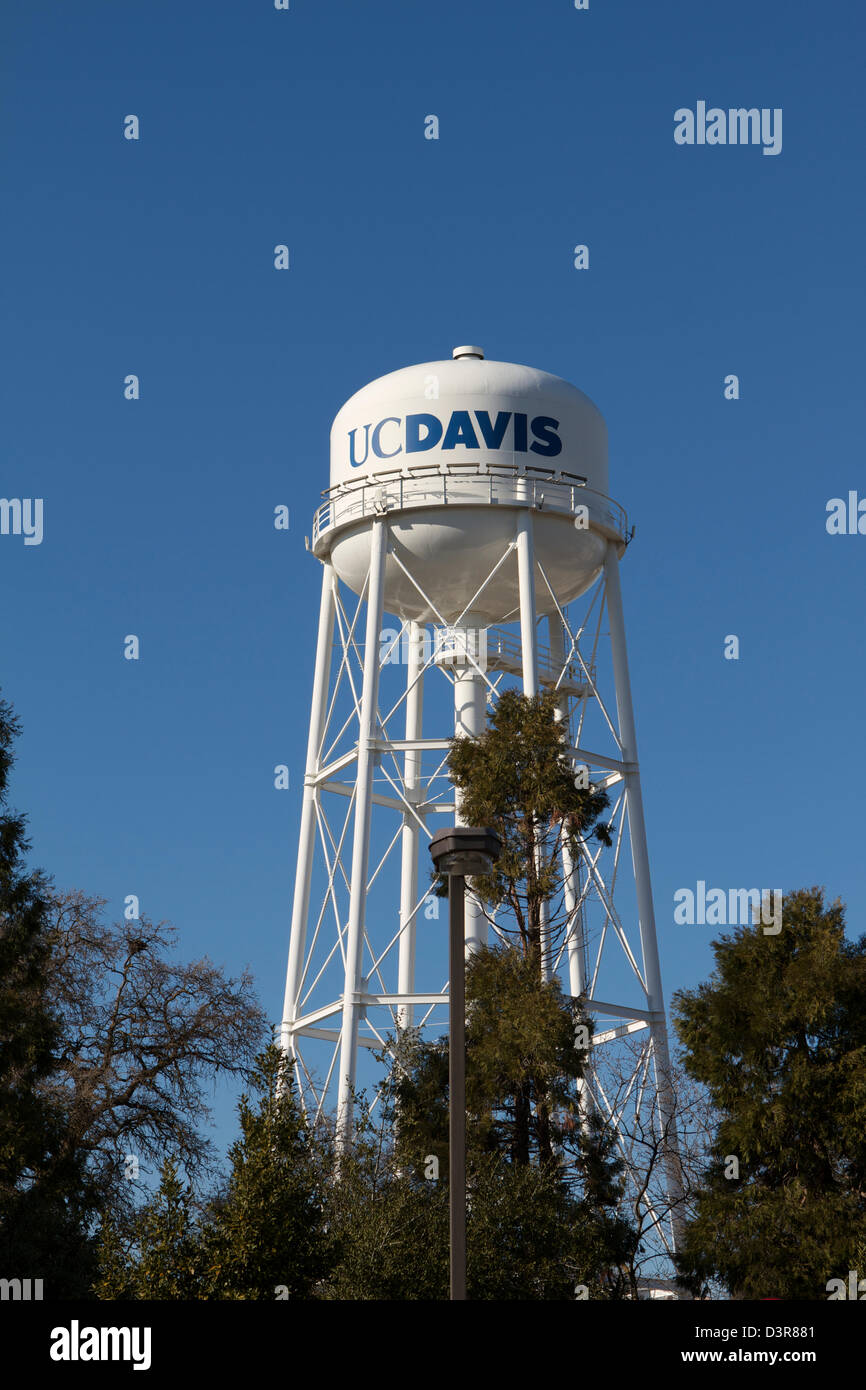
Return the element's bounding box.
[39,888,267,1204]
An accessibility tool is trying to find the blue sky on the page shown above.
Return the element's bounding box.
[2,0,864,1171]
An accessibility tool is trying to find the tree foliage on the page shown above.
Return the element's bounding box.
[199,1043,334,1299]
[0,696,98,1295]
[377,944,635,1298]
[95,1044,334,1300]
[0,691,269,1296]
[322,1105,623,1301]
[393,945,598,1172]
[673,887,866,1299]
[322,1121,448,1300]
[93,1159,202,1300]
[444,689,612,971]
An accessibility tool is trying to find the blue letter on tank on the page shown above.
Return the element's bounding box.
[405,414,443,452]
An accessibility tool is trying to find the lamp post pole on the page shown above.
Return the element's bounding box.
[448,871,467,1301]
[429,826,501,1303]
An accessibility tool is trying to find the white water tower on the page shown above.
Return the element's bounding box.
[282,346,683,1251]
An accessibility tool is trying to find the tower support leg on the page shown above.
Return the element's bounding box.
[281,563,336,1068]
[516,511,539,698]
[335,520,388,1151]
[397,621,424,1028]
[603,540,686,1248]
[517,511,549,973]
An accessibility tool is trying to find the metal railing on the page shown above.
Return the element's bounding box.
[483,626,596,689]
[311,461,629,550]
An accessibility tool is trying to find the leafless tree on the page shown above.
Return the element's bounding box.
[588,1036,724,1298]
[40,888,267,1207]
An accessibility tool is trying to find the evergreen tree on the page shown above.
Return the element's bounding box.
[444,689,612,975]
[95,1045,334,1300]
[433,690,615,1168]
[465,1151,625,1300]
[322,1122,448,1300]
[381,945,634,1298]
[672,887,866,1299]
[0,695,97,1295]
[199,1043,333,1299]
[93,1160,203,1300]
[393,945,598,1171]
[325,1134,631,1300]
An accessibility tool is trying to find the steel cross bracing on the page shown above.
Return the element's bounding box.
[281,522,685,1259]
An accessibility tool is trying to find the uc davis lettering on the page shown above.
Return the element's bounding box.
[348,410,562,466]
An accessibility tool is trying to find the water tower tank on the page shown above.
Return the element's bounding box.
[312,346,627,625]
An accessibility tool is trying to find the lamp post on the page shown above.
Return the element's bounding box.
[428,826,501,1301]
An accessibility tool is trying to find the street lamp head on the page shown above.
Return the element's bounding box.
[429,825,501,877]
